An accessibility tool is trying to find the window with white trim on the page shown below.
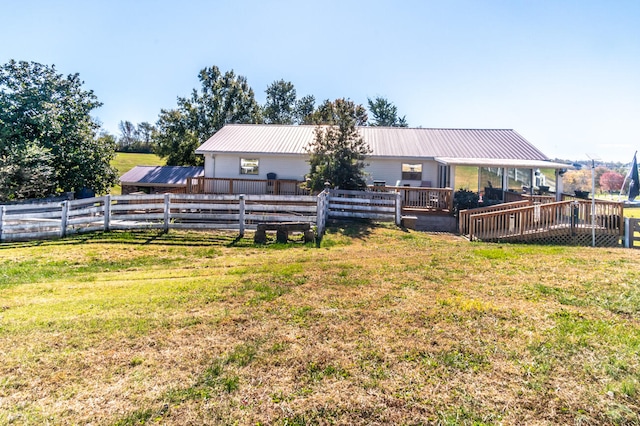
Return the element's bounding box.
[240,158,259,175]
[401,163,422,180]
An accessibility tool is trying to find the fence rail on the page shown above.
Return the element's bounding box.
[0,194,318,242]
[0,191,405,243]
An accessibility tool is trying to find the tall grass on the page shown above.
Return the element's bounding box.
[0,226,639,424]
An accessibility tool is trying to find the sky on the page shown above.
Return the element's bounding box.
[2,0,639,162]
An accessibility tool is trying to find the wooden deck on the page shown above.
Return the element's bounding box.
[461,199,623,247]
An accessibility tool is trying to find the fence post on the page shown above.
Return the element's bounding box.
[238,194,245,238]
[395,191,402,226]
[104,195,111,232]
[316,189,329,238]
[0,205,4,242]
[624,217,630,248]
[61,201,69,238]
[164,193,170,233]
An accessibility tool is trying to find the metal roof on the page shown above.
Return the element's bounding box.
[119,166,204,186]
[435,157,572,169]
[195,124,552,162]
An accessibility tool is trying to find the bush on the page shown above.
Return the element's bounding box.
[453,188,479,215]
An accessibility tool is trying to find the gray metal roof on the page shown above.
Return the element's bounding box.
[119,166,204,186]
[195,124,552,162]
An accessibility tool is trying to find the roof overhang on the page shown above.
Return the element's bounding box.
[435,157,573,170]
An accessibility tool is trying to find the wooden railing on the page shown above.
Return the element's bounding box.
[504,191,556,204]
[468,200,623,243]
[380,186,453,212]
[458,200,532,235]
[187,177,308,196]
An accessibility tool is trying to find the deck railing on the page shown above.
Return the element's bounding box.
[504,191,556,204]
[468,199,623,242]
[458,200,532,235]
[187,177,308,196]
[381,186,453,212]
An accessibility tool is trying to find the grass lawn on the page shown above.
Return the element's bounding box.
[1,225,639,425]
[110,152,165,195]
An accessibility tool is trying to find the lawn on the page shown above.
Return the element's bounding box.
[110,152,166,195]
[1,225,639,425]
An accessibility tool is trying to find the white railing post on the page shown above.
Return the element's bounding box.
[164,193,171,233]
[238,194,245,238]
[395,191,402,226]
[316,189,328,238]
[104,195,111,232]
[60,201,69,238]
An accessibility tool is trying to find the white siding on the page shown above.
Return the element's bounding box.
[204,153,443,188]
[365,159,439,187]
[208,153,309,180]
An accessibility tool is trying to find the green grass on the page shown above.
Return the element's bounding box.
[1,226,639,425]
[110,152,165,194]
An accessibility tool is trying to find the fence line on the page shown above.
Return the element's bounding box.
[0,190,402,243]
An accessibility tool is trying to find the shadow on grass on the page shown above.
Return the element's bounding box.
[0,230,250,249]
[324,219,375,240]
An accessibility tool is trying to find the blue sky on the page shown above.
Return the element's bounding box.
[2,0,639,162]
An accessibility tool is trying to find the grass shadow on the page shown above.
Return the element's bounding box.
[325,219,375,240]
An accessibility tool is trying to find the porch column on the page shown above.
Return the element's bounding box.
[556,169,564,201]
[501,168,508,200]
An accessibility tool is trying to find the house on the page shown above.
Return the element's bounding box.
[119,166,204,194]
[194,124,570,199]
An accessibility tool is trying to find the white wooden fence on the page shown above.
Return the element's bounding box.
[0,190,403,243]
[0,194,317,242]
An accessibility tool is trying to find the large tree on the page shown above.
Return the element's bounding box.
[0,60,117,201]
[154,65,262,165]
[310,98,368,126]
[305,98,371,192]
[294,94,316,125]
[263,79,297,124]
[367,96,408,127]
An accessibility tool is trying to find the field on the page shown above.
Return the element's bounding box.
[1,225,639,425]
[110,153,165,194]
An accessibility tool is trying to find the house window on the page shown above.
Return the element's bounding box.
[401,163,422,180]
[240,158,259,175]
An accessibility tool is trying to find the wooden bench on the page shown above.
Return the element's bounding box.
[254,222,315,244]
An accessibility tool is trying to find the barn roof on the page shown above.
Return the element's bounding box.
[195,124,551,161]
[119,166,204,186]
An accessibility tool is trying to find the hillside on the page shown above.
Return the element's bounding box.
[0,225,639,424]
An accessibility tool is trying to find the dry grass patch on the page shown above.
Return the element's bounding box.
[1,225,639,425]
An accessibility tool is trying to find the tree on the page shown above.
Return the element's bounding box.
[600,171,624,194]
[116,121,156,153]
[263,79,296,124]
[310,98,368,126]
[294,95,316,124]
[305,99,371,192]
[367,96,408,127]
[118,120,138,150]
[153,65,262,165]
[0,60,117,201]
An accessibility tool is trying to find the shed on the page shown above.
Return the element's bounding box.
[119,166,204,194]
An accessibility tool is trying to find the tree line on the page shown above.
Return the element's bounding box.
[0,60,407,201]
[112,67,407,164]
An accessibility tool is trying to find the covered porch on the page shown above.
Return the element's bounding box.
[439,157,572,205]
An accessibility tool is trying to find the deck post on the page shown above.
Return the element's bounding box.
[238,194,245,238]
[624,217,630,248]
[61,201,69,238]
[163,193,170,233]
[104,195,111,232]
